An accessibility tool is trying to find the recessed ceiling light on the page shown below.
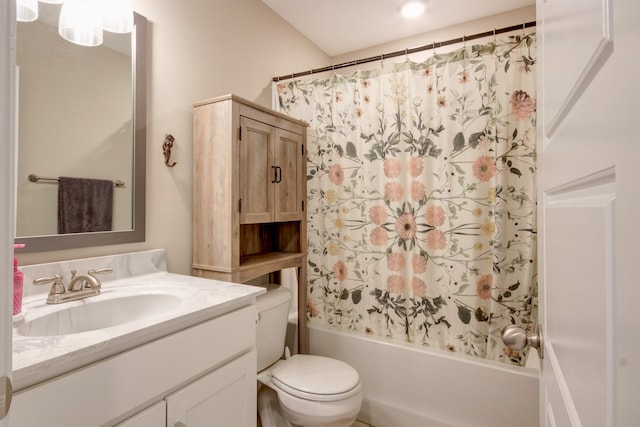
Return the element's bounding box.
[400,1,426,19]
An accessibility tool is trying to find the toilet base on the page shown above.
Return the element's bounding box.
[258,386,295,427]
[258,385,358,427]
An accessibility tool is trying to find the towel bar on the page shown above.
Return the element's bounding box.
[28,174,126,188]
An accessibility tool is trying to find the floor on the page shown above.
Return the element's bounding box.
[258,413,373,427]
[258,417,373,426]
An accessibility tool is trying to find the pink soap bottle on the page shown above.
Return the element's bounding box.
[13,248,24,316]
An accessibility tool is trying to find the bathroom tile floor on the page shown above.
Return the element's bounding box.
[257,417,372,427]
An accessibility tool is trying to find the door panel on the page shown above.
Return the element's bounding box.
[166,351,256,427]
[538,0,639,425]
[543,0,612,135]
[240,117,274,224]
[274,128,303,221]
[544,178,614,427]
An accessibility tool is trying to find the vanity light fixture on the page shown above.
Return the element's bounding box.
[17,0,65,22]
[16,0,38,22]
[18,0,135,46]
[400,1,426,19]
[58,0,104,46]
[102,0,134,33]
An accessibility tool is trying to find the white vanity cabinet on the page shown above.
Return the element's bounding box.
[117,402,167,427]
[12,305,258,427]
[165,351,256,427]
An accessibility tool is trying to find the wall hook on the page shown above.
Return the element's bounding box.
[162,134,177,167]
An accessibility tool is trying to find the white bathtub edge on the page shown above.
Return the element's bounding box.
[309,324,540,427]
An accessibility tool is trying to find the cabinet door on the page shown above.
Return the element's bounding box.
[166,350,257,427]
[274,128,304,222]
[115,401,166,427]
[240,117,275,224]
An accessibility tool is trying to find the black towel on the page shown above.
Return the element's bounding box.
[58,176,114,234]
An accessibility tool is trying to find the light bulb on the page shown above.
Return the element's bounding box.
[102,0,134,34]
[17,0,38,22]
[59,0,103,46]
[400,1,426,19]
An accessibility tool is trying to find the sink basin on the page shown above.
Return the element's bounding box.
[16,290,187,337]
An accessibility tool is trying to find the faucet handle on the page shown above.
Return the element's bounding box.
[87,267,113,288]
[88,267,113,277]
[33,275,66,295]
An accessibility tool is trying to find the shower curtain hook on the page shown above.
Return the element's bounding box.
[380,53,384,67]
[493,28,497,42]
[433,41,437,54]
[462,35,466,48]
[405,48,409,62]
[522,22,526,35]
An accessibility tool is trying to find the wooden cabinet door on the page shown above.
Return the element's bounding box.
[274,128,304,222]
[239,117,274,224]
[166,351,257,427]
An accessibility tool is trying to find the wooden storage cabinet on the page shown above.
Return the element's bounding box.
[193,94,308,352]
[240,117,304,224]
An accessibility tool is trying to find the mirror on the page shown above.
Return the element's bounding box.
[14,5,146,252]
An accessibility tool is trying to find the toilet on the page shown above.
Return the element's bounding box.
[256,287,363,427]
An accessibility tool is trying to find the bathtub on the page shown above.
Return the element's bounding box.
[309,325,540,427]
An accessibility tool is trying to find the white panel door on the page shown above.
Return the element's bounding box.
[0,0,15,426]
[537,0,640,425]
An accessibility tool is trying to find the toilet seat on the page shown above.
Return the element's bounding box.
[271,355,361,402]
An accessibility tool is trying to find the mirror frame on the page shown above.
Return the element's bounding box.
[15,12,147,253]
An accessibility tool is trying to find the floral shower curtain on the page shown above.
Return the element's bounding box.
[275,34,537,365]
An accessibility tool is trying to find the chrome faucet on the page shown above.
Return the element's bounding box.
[68,269,105,292]
[33,267,113,304]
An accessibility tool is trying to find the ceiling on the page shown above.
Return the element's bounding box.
[261,0,535,56]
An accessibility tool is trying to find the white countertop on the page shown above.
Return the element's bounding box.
[12,251,265,391]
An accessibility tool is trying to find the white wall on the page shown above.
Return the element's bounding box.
[16,0,329,273]
[331,6,535,65]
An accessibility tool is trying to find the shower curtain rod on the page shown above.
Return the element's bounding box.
[272,20,536,82]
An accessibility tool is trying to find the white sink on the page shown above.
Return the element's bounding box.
[15,285,196,337]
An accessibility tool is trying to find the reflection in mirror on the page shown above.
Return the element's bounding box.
[14,4,146,252]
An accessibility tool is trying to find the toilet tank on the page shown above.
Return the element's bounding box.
[256,286,291,372]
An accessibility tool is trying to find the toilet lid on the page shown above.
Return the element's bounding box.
[271,355,360,400]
